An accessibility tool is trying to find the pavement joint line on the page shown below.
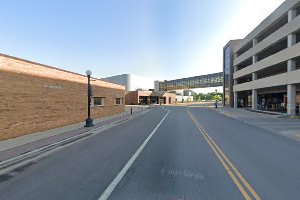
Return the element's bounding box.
[98,109,170,200]
[0,109,150,170]
[187,109,261,200]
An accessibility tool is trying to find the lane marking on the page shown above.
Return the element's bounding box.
[187,111,251,200]
[98,109,169,200]
[196,119,261,200]
[0,109,151,171]
[187,110,261,200]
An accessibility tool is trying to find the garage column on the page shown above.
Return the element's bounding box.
[287,85,296,116]
[288,8,297,22]
[234,66,238,72]
[234,53,238,59]
[287,59,296,115]
[250,38,258,110]
[288,59,296,71]
[252,55,257,64]
[252,38,258,63]
[252,73,257,110]
[287,59,296,116]
[287,12,296,115]
[252,90,257,110]
[234,92,238,108]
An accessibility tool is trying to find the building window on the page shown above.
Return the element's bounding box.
[94,97,105,106]
[115,98,123,105]
[223,46,231,106]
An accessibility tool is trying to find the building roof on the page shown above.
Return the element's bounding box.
[0,53,125,90]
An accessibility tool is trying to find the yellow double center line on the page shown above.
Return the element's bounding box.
[187,109,261,200]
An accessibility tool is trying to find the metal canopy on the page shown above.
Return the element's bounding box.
[159,72,223,91]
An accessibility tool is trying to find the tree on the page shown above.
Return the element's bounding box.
[213,94,222,101]
[192,92,223,101]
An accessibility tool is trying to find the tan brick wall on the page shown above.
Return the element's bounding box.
[0,55,125,140]
[137,91,153,97]
[162,93,176,104]
[125,91,139,105]
[125,91,176,105]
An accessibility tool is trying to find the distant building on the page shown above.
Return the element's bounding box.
[176,95,193,102]
[101,74,155,92]
[183,89,193,96]
[175,90,194,102]
[102,74,176,105]
[125,90,176,105]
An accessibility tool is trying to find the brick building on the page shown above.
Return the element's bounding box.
[125,90,176,105]
[0,54,125,140]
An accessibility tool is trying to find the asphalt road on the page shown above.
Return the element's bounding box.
[0,106,300,200]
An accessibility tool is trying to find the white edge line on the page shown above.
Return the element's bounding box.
[0,110,150,170]
[98,110,169,200]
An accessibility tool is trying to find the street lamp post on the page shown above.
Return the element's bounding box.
[84,70,94,127]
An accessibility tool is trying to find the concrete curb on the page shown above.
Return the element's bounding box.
[213,109,238,119]
[0,109,150,171]
[212,108,300,142]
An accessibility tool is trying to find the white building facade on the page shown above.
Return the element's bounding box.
[102,74,155,92]
[233,0,300,115]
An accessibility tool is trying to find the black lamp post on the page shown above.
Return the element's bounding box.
[84,70,94,127]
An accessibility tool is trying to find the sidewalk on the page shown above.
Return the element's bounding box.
[0,105,149,164]
[215,107,300,142]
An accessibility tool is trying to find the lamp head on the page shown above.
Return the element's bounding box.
[86,70,92,76]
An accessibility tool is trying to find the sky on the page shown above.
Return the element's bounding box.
[0,0,285,82]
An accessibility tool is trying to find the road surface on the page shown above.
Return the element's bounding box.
[0,106,300,200]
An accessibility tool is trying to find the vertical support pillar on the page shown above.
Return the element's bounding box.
[252,38,258,63]
[251,38,258,110]
[233,51,239,109]
[287,14,296,121]
[288,34,296,47]
[253,38,258,45]
[234,66,238,72]
[252,72,257,81]
[288,9,297,22]
[286,9,297,115]
[234,53,238,59]
[252,38,258,47]
[287,85,296,116]
[234,78,238,86]
[287,9,296,71]
[288,59,296,71]
[252,72,257,110]
[234,92,238,108]
[287,7,296,79]
[233,78,238,108]
[252,89,257,110]
[252,55,258,64]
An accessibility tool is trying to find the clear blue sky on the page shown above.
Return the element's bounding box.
[0,0,284,80]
